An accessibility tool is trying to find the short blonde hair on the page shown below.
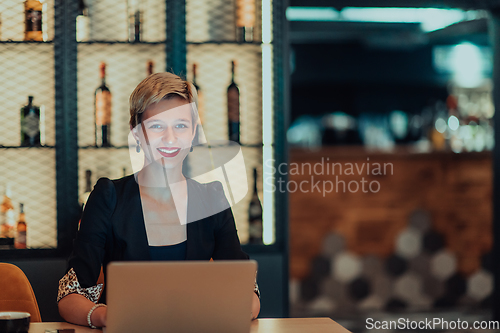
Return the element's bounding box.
[129,72,198,129]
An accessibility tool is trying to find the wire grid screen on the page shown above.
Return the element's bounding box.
[77,43,166,147]
[186,0,262,42]
[0,2,56,248]
[86,0,165,42]
[0,149,57,248]
[186,45,263,243]
[187,44,262,145]
[235,147,264,244]
[241,147,264,244]
[0,0,55,41]
[186,0,266,243]
[0,43,55,146]
[77,1,166,238]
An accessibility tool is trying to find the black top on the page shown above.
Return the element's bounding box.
[149,241,187,261]
[67,175,248,303]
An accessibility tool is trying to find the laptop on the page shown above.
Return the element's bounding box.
[104,260,257,333]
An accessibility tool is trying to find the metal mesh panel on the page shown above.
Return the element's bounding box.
[186,0,268,244]
[186,44,264,244]
[186,0,262,42]
[0,43,55,146]
[87,0,166,42]
[0,1,57,249]
[77,43,166,147]
[0,148,57,248]
[0,0,272,249]
[187,44,262,144]
[76,0,167,215]
[239,146,263,243]
[79,148,132,190]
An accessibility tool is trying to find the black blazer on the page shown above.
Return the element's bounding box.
[67,175,249,303]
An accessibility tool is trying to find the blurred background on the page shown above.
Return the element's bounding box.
[287,1,500,332]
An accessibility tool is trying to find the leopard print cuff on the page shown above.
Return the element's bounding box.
[57,268,103,304]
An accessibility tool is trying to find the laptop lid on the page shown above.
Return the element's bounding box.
[105,260,257,333]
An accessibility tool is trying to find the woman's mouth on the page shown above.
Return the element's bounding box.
[157,147,181,157]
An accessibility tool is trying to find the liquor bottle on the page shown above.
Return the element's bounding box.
[40,104,46,146]
[192,63,205,126]
[76,0,90,42]
[430,101,447,151]
[127,0,142,42]
[95,62,112,147]
[227,61,240,143]
[0,184,15,239]
[235,0,255,42]
[248,168,263,244]
[192,63,200,94]
[20,96,41,147]
[14,204,27,249]
[147,60,154,76]
[24,0,43,41]
[79,170,92,208]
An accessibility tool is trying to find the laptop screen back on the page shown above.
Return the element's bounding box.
[105,260,257,333]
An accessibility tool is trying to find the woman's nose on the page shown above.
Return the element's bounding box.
[162,126,176,144]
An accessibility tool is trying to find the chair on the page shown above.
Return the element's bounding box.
[0,263,42,322]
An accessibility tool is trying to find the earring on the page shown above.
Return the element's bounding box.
[190,146,193,152]
[136,140,141,153]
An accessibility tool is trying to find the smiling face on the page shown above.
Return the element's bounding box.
[135,97,195,169]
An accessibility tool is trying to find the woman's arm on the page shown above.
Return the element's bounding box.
[57,178,116,327]
[58,294,107,327]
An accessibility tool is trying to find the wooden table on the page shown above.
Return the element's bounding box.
[250,318,351,333]
[29,318,351,333]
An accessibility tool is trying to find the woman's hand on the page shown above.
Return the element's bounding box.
[251,292,260,320]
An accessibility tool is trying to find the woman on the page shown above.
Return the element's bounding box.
[57,72,260,328]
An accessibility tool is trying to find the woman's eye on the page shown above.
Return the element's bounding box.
[149,124,162,129]
[176,124,188,129]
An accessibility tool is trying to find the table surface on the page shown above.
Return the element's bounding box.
[29,318,351,333]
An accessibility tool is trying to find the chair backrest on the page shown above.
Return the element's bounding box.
[0,263,41,322]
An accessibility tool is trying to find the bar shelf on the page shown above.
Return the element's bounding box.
[77,41,165,45]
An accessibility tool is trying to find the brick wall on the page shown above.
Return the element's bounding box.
[289,147,492,280]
